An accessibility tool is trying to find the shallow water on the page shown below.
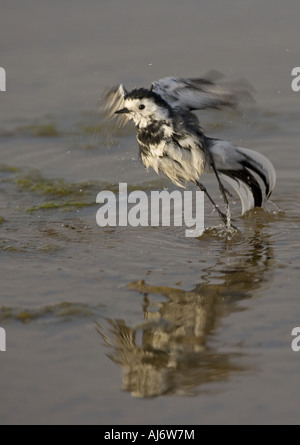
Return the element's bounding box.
[1,0,300,425]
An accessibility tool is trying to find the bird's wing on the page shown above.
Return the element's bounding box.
[151,74,254,111]
[100,84,129,126]
[208,139,276,214]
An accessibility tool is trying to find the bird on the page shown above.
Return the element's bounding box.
[101,75,276,228]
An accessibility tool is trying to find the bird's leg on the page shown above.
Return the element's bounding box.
[196,181,238,231]
[208,154,232,228]
[196,181,228,226]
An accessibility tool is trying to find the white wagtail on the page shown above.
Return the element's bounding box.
[102,76,276,228]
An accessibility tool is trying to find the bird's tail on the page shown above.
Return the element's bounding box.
[208,139,276,215]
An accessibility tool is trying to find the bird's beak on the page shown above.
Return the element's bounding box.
[115,107,130,114]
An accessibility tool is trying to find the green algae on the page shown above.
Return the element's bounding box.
[6,167,172,214]
[0,164,20,174]
[0,302,102,324]
[16,123,59,137]
[14,170,99,211]
[26,200,95,212]
[15,171,81,197]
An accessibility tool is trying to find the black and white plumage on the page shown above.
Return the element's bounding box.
[102,76,276,226]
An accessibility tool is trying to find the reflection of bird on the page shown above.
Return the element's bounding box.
[97,228,274,398]
[102,76,276,227]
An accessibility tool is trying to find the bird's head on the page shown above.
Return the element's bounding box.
[115,88,172,128]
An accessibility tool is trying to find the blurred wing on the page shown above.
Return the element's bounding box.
[100,84,129,127]
[151,74,254,111]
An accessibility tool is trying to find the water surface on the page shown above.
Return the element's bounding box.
[1,0,300,425]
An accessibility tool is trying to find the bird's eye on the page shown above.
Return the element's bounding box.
[139,104,145,110]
